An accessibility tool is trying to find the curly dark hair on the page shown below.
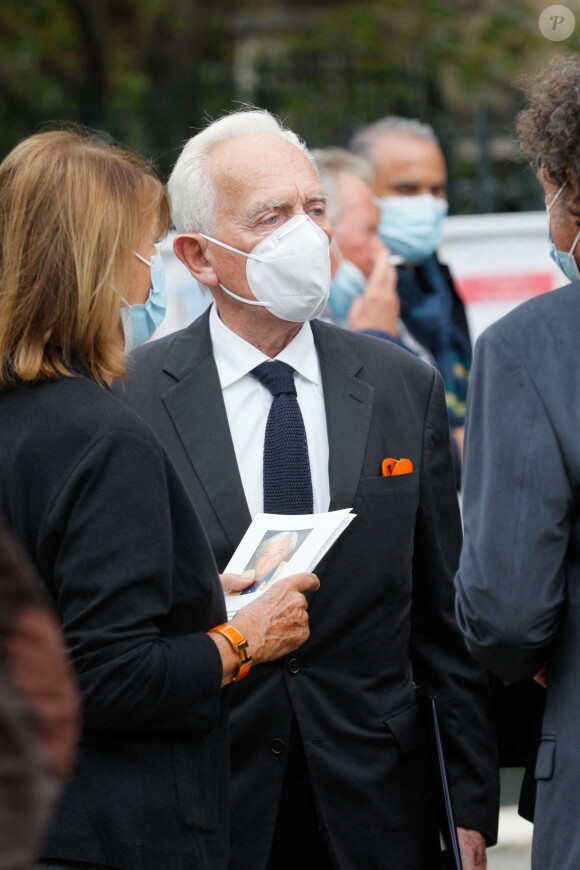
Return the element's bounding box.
[517,53,580,208]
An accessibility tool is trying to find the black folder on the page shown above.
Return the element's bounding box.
[418,692,464,870]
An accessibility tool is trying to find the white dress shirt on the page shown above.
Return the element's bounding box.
[209,303,330,518]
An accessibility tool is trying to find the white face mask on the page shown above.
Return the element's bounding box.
[200,215,331,323]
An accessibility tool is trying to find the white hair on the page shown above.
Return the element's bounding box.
[311,147,374,225]
[349,115,440,163]
[260,530,299,553]
[169,109,316,235]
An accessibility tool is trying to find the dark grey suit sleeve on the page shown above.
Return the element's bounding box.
[410,367,499,843]
[455,327,572,682]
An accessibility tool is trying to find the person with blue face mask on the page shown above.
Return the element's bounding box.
[120,243,168,351]
[313,147,435,363]
[546,178,580,282]
[349,116,472,468]
[315,150,400,329]
[314,147,461,487]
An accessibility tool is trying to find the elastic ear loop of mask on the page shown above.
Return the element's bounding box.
[199,234,270,307]
[547,180,567,212]
[133,242,162,267]
[199,232,286,308]
[330,238,344,265]
[547,181,580,260]
[199,216,310,307]
[199,215,309,263]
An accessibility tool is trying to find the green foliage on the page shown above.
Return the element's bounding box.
[248,1,546,137]
[0,0,237,177]
[0,0,564,208]
[245,0,551,211]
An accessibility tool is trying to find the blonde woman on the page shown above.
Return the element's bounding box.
[0,130,317,870]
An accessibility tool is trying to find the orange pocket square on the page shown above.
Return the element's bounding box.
[381,457,413,477]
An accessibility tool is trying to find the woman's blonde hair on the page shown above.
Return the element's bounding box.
[0,128,170,389]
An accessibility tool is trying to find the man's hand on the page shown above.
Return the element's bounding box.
[457,827,486,869]
[219,572,255,593]
[230,572,319,664]
[347,249,400,335]
[534,663,547,688]
[452,425,465,466]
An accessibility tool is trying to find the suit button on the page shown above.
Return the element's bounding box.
[270,738,285,756]
[288,658,300,674]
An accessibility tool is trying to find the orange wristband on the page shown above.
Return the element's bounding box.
[209,623,252,682]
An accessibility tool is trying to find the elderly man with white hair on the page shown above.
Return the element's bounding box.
[118,108,498,870]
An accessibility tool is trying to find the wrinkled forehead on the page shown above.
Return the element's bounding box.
[373,135,445,175]
[207,134,321,216]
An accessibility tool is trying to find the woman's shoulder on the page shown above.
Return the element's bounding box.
[2,372,162,465]
[1,373,186,539]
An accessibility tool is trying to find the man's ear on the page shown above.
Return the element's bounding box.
[173,234,218,287]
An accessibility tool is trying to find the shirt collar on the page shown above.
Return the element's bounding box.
[209,303,320,389]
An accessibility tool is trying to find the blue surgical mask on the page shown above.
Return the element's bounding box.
[327,245,367,321]
[375,194,448,264]
[121,247,167,352]
[546,181,580,283]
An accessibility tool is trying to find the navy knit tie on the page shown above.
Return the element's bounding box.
[251,360,314,515]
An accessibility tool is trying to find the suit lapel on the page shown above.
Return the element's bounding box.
[160,311,252,550]
[312,321,374,511]
[157,316,373,551]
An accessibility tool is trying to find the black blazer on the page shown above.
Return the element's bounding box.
[120,311,499,869]
[0,371,229,870]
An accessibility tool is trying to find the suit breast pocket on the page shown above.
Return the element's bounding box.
[354,471,419,515]
[322,472,419,603]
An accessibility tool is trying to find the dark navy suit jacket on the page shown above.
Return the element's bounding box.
[121,309,499,869]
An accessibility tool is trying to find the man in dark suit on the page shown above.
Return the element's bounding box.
[119,109,498,869]
[455,55,580,870]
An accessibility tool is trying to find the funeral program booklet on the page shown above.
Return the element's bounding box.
[223,508,356,618]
